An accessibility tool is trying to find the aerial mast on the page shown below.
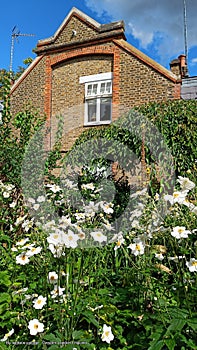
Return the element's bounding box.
[9,26,35,72]
[183,0,189,76]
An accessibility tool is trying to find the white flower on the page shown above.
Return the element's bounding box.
[33,203,40,211]
[3,191,10,198]
[63,229,79,248]
[26,246,42,257]
[131,219,141,229]
[110,232,125,250]
[11,246,18,252]
[59,216,72,228]
[168,255,185,263]
[33,295,47,309]
[100,201,114,214]
[171,226,191,239]
[16,238,29,246]
[74,212,86,221]
[43,220,56,231]
[155,253,164,261]
[177,176,195,191]
[101,324,114,344]
[48,271,58,284]
[0,328,14,342]
[47,231,63,245]
[128,241,145,256]
[27,197,36,204]
[90,231,107,243]
[46,184,62,193]
[16,253,30,265]
[48,243,65,258]
[15,215,27,226]
[164,191,188,205]
[64,179,77,189]
[12,287,28,295]
[22,219,34,232]
[28,319,44,335]
[50,285,65,299]
[81,183,95,190]
[186,258,197,272]
[102,220,115,231]
[37,195,46,202]
[5,183,15,191]
[129,208,143,221]
[9,201,17,208]
[130,188,148,198]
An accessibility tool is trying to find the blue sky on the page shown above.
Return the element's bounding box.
[1,0,197,76]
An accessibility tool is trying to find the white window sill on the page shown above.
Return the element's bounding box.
[84,121,111,127]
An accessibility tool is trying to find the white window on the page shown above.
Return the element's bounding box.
[80,73,113,125]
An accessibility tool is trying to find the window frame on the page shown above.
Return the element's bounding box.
[79,72,113,126]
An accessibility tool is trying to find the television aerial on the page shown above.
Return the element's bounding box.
[9,26,35,72]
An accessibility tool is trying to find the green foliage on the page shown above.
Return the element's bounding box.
[72,99,197,182]
[135,100,197,178]
[0,90,197,349]
[0,76,46,186]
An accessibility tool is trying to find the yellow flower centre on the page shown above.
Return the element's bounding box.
[53,234,59,239]
[37,299,42,304]
[173,193,179,198]
[136,244,141,251]
[34,324,38,329]
[192,261,197,266]
[178,229,184,234]
[116,241,121,246]
[68,236,73,241]
[21,255,26,260]
[105,331,110,337]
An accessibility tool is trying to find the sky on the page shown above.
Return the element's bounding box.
[1,0,197,77]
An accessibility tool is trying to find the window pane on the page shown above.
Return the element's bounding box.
[93,84,98,94]
[106,82,111,93]
[87,84,92,96]
[100,97,111,121]
[100,82,105,94]
[87,99,97,122]
[87,84,98,96]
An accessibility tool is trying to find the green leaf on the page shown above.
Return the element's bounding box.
[81,310,99,327]
[167,319,186,332]
[0,293,11,304]
[148,340,164,350]
[187,318,197,331]
[43,333,61,342]
[164,337,176,350]
[0,272,11,287]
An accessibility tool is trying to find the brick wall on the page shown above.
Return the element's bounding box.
[118,51,176,114]
[10,57,46,116]
[55,16,98,46]
[50,54,113,150]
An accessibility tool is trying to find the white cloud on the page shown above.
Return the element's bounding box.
[85,0,197,64]
[191,57,197,65]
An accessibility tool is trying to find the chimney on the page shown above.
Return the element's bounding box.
[170,54,188,79]
[178,54,189,77]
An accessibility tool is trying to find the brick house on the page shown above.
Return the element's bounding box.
[10,7,185,151]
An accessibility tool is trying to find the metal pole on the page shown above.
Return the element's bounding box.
[183,0,188,66]
[9,34,15,72]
